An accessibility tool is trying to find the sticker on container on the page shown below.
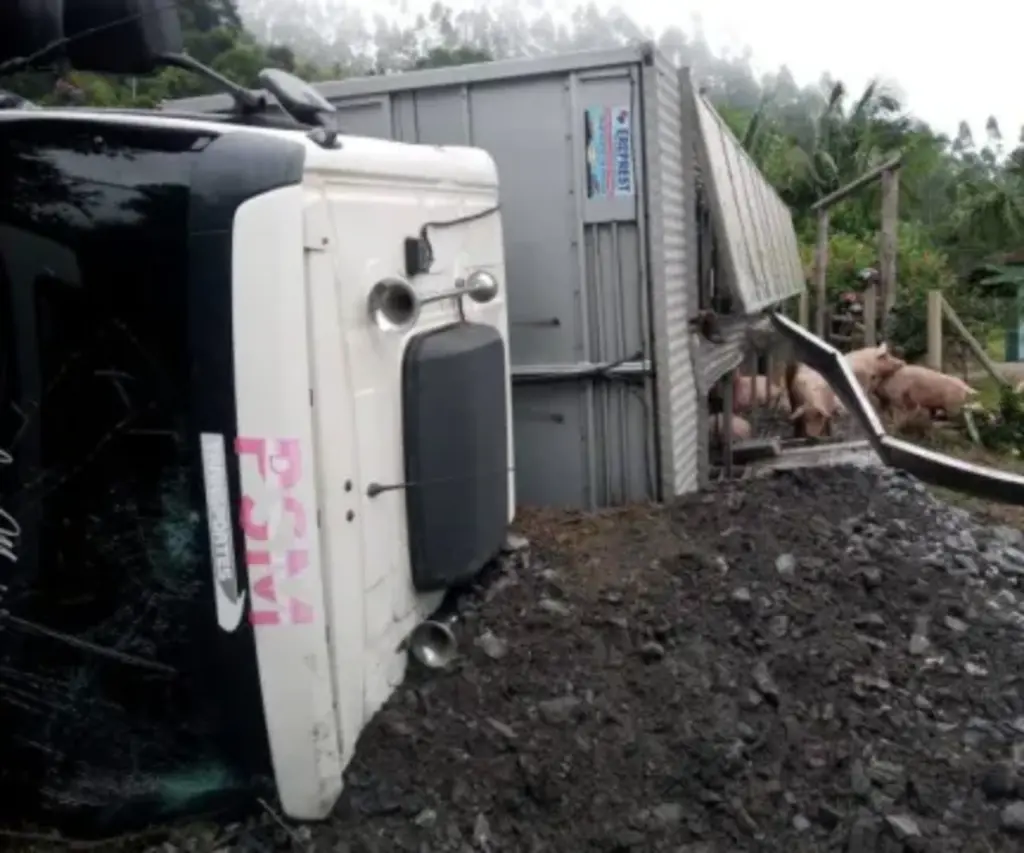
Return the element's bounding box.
[584,106,634,199]
[611,106,635,197]
[584,106,609,199]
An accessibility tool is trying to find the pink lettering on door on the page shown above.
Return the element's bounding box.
[236,436,314,627]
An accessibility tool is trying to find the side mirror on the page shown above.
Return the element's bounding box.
[257,67,337,126]
[64,0,183,74]
[0,0,64,65]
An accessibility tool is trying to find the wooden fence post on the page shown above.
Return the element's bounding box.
[926,289,943,370]
[814,209,829,338]
[862,283,877,347]
[879,168,900,323]
[807,155,901,342]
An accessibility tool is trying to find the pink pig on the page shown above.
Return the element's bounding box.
[711,413,753,441]
[732,372,789,414]
[786,363,843,438]
[877,365,978,418]
[845,343,905,393]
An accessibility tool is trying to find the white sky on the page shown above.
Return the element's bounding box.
[644,0,1023,144]
[413,0,1023,144]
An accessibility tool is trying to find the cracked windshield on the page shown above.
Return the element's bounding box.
[2,0,1024,851]
[0,120,248,831]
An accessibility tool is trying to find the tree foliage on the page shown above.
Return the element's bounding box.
[3,0,1022,358]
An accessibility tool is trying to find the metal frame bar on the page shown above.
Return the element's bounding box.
[770,312,1024,505]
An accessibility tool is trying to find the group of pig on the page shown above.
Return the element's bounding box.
[712,343,979,441]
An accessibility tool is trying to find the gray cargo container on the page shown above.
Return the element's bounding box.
[169,44,804,509]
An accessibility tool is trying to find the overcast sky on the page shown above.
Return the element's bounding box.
[644,0,1022,144]
[425,0,1022,144]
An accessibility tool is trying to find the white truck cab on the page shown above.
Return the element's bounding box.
[228,122,514,819]
[0,108,512,828]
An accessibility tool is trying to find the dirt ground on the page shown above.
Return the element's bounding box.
[317,465,1024,852]
[14,463,1024,852]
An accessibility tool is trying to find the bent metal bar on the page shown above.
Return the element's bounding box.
[770,312,1024,506]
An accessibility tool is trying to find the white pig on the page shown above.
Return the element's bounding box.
[786,363,843,438]
[877,365,978,418]
[711,413,753,441]
[845,343,906,394]
[732,372,788,414]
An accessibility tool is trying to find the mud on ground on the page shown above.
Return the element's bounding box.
[303,465,1024,853]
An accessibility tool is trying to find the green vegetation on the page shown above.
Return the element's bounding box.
[732,79,1024,362]
[915,376,1024,462]
[976,385,1024,451]
[4,0,1023,364]
[1,1,481,107]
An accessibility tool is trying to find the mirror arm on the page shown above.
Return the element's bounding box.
[157,52,266,114]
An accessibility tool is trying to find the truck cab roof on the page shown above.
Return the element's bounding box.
[0,106,499,190]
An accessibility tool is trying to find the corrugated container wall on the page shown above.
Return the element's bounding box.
[170,46,703,509]
[315,47,701,509]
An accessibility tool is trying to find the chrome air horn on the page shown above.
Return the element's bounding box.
[367,277,421,331]
[408,611,459,670]
[368,270,501,332]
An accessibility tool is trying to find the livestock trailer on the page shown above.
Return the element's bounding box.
[171,43,805,509]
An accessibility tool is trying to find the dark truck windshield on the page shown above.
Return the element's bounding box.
[0,117,272,832]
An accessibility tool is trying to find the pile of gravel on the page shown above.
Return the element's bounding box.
[135,466,1024,851]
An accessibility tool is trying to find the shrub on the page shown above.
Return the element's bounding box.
[965,385,1024,455]
[798,224,995,361]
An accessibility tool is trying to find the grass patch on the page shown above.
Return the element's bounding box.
[985,327,1004,362]
[972,374,1005,410]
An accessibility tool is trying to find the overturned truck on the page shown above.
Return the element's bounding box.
[2,19,1022,840]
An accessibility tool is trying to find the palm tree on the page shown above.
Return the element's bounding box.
[727,79,908,224]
